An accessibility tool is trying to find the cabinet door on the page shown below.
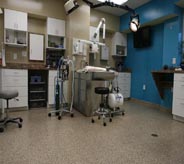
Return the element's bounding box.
[4,9,27,31]
[112,32,127,56]
[29,33,44,61]
[113,72,131,98]
[0,69,28,109]
[47,17,65,36]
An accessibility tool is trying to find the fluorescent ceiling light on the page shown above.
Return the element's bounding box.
[97,0,128,5]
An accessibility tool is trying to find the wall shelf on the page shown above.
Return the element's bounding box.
[46,47,65,51]
[5,42,27,47]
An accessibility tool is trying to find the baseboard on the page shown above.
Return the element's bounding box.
[6,107,28,113]
[173,115,184,123]
[130,98,172,113]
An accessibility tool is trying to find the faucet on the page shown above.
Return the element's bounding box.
[80,60,88,68]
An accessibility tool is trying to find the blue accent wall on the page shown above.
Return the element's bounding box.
[124,24,163,105]
[120,0,183,109]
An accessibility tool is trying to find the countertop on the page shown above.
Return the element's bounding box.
[0,63,57,70]
[152,69,184,73]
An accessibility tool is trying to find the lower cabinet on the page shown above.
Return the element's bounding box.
[28,70,48,108]
[172,73,184,121]
[0,68,28,109]
[112,72,131,99]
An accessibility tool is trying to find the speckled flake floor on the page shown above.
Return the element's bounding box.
[0,101,184,164]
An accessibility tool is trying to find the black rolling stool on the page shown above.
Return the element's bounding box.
[91,87,112,126]
[0,90,23,133]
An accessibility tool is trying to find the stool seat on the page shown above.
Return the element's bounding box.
[95,87,109,95]
[0,90,18,99]
[92,87,111,126]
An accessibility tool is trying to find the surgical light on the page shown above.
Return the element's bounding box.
[97,0,128,5]
[130,14,140,32]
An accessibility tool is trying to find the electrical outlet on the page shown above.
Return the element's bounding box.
[143,84,146,90]
[172,58,176,65]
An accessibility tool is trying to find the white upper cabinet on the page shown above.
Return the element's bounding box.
[112,32,127,56]
[4,9,27,31]
[29,33,44,61]
[47,17,65,36]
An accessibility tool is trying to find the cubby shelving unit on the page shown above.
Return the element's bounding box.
[28,70,48,108]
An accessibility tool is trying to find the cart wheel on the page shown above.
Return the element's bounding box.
[109,118,112,122]
[0,127,4,133]
[98,116,101,120]
[71,113,74,117]
[91,119,95,123]
[18,124,22,128]
[19,118,23,122]
[122,111,125,116]
[103,122,106,126]
[48,113,51,117]
[58,116,62,120]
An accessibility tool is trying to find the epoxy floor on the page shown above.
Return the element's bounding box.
[0,101,184,164]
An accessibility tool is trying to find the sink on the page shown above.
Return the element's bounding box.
[92,71,115,80]
[75,71,116,81]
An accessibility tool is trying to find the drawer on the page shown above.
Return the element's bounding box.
[172,98,184,117]
[2,69,27,77]
[3,86,28,97]
[173,81,184,98]
[48,93,55,105]
[2,76,28,87]
[48,83,68,104]
[49,70,57,77]
[174,73,184,82]
[49,76,57,86]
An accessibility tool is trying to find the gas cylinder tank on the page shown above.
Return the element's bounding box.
[108,93,124,109]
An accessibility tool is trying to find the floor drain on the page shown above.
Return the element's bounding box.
[151,133,158,137]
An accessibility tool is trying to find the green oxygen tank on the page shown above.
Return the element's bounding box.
[55,82,60,112]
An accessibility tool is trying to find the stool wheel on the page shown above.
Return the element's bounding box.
[58,116,62,120]
[122,111,125,116]
[103,122,106,126]
[19,118,23,123]
[71,113,74,117]
[18,124,22,128]
[109,118,112,122]
[91,119,95,123]
[48,113,51,117]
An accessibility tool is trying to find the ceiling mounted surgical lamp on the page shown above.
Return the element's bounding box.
[129,14,140,32]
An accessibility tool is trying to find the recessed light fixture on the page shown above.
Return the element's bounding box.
[97,0,128,5]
